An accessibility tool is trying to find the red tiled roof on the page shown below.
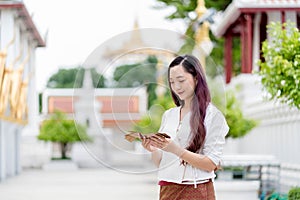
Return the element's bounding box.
[211,0,300,37]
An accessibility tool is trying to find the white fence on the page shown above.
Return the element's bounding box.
[225,74,300,194]
[280,163,300,193]
[240,102,300,165]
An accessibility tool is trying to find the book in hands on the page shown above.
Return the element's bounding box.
[124,131,170,143]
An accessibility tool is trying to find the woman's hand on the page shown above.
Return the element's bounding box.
[150,135,186,157]
[141,135,158,152]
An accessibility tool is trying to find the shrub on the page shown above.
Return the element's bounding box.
[288,187,300,200]
[259,21,300,109]
[38,110,91,159]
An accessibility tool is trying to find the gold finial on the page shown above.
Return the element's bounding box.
[10,48,31,119]
[196,0,207,17]
[195,0,209,44]
[195,21,210,44]
[15,79,29,121]
[0,68,13,115]
[0,51,7,92]
[126,18,143,48]
[0,29,16,92]
[194,0,211,70]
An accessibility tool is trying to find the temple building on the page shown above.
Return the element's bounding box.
[211,0,300,83]
[41,20,176,168]
[43,81,148,168]
[211,0,300,192]
[102,19,176,62]
[0,1,45,181]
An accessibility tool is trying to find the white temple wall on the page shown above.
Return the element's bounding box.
[0,3,45,180]
[225,74,300,165]
[0,122,5,181]
[0,8,17,182]
[224,74,300,192]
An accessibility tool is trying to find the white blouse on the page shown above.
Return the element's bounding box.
[157,103,229,185]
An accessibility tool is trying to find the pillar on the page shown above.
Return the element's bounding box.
[224,33,233,83]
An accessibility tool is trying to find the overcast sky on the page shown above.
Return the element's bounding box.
[23,0,185,91]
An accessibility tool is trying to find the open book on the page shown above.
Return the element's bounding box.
[124,131,170,142]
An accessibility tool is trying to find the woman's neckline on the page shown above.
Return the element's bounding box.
[179,106,190,122]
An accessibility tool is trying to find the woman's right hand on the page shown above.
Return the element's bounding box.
[141,135,158,152]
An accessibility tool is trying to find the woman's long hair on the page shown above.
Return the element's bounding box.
[168,55,211,154]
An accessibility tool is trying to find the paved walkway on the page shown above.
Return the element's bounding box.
[0,168,159,200]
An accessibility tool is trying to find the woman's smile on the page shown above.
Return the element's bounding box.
[177,91,184,96]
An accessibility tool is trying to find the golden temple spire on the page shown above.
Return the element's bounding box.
[195,0,211,69]
[196,0,207,17]
[128,17,143,47]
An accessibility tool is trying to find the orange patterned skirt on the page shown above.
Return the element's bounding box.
[159,180,215,200]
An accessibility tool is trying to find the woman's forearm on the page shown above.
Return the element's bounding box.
[149,137,216,171]
[179,150,216,172]
[151,150,162,167]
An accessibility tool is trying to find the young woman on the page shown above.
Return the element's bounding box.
[141,55,229,200]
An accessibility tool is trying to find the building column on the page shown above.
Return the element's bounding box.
[0,9,15,183]
[241,13,253,74]
[281,11,286,24]
[224,32,233,84]
[5,123,16,178]
[246,14,253,73]
[241,15,246,73]
[15,128,21,174]
[0,122,6,181]
[21,42,51,169]
[22,42,39,134]
[252,13,261,72]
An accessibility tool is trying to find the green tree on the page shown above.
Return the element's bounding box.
[207,77,257,138]
[288,187,300,200]
[47,67,106,88]
[38,110,91,159]
[223,91,257,138]
[113,56,158,108]
[259,21,300,109]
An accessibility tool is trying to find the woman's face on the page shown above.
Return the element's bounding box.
[169,65,197,103]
